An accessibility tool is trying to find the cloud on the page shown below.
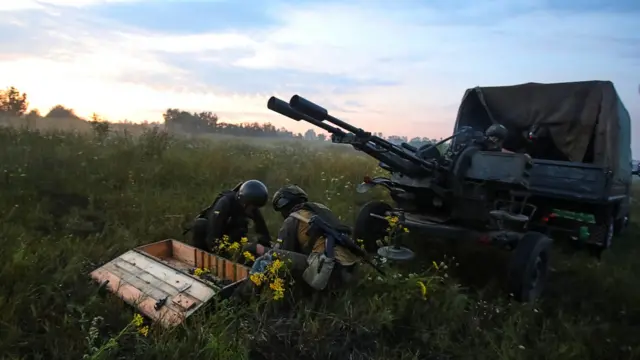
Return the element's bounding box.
[0,0,639,151]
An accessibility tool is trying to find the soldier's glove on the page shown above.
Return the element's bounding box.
[250,252,274,274]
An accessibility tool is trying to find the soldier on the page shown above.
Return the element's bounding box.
[484,123,510,152]
[190,180,271,253]
[243,184,361,291]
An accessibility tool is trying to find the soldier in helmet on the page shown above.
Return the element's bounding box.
[484,123,533,161]
[190,180,272,252]
[484,123,509,151]
[243,184,361,291]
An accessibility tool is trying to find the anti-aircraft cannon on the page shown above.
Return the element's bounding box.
[267,95,552,302]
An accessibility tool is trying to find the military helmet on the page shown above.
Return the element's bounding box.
[272,184,308,212]
[485,124,508,140]
[236,180,269,208]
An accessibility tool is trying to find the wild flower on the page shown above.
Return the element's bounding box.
[193,267,209,277]
[132,313,144,327]
[137,326,149,337]
[250,273,266,286]
[243,251,255,262]
[417,281,427,299]
[250,253,290,301]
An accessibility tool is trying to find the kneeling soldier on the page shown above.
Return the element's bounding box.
[244,184,363,292]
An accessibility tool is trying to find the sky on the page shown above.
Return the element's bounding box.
[0,0,639,152]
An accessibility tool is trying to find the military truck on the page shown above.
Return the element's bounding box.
[451,80,633,256]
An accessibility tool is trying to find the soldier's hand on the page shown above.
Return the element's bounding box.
[242,242,268,256]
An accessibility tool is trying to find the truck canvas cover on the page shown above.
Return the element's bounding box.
[452,80,632,187]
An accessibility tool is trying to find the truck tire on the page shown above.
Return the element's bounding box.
[588,214,615,259]
[353,201,392,254]
[507,232,552,302]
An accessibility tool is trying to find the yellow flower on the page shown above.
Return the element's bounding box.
[132,314,144,327]
[385,216,399,227]
[403,227,410,233]
[240,237,248,245]
[194,268,209,277]
[417,281,427,299]
[272,289,284,301]
[276,238,283,243]
[268,259,283,276]
[270,277,286,300]
[269,277,285,292]
[222,234,230,242]
[432,261,439,270]
[250,273,266,286]
[243,251,255,262]
[138,325,149,337]
[228,242,240,252]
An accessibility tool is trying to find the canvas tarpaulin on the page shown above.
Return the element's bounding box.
[452,80,632,184]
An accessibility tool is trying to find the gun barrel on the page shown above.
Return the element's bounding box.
[267,96,303,121]
[268,94,438,174]
[268,96,343,135]
[290,95,366,135]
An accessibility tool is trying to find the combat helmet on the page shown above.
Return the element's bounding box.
[272,184,308,212]
[237,180,269,208]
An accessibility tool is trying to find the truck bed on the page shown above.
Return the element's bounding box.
[528,159,611,203]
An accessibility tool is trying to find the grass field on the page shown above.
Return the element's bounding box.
[1,125,640,360]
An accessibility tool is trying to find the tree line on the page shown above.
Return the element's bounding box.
[0,85,443,148]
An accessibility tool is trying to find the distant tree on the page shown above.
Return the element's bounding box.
[304,129,317,141]
[25,109,41,120]
[0,86,29,116]
[163,108,217,133]
[89,113,110,141]
[46,105,78,119]
[317,133,326,142]
[197,111,218,127]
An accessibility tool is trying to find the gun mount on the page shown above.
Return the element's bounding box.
[267,95,552,303]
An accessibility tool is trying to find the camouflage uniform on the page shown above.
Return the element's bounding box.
[271,202,361,290]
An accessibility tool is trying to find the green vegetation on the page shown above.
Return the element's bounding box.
[0,85,445,148]
[1,125,639,360]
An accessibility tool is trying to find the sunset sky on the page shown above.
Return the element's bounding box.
[1,0,639,152]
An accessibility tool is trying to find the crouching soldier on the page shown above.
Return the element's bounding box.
[189,180,272,253]
[243,185,366,292]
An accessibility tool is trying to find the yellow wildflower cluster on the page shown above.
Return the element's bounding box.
[243,251,255,262]
[132,313,149,337]
[249,252,288,301]
[356,238,365,250]
[385,215,410,234]
[193,267,210,277]
[215,235,248,258]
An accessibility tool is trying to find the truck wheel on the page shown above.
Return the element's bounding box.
[507,232,552,302]
[586,213,616,259]
[353,201,392,254]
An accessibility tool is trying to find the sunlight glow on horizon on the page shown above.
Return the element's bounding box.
[0,0,638,143]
